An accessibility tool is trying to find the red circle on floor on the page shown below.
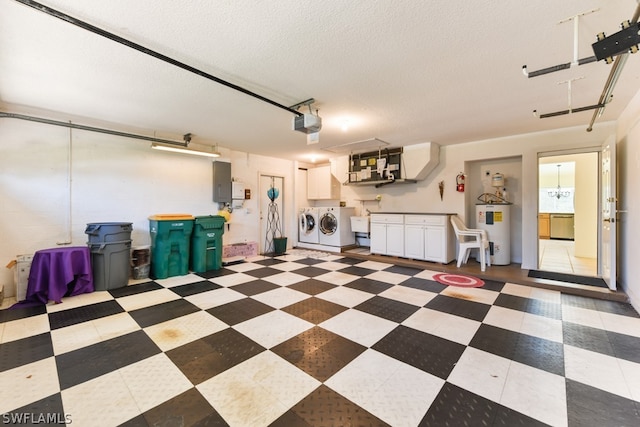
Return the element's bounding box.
[433,273,484,288]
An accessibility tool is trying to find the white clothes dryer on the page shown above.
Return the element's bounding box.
[318,207,356,247]
[299,207,320,244]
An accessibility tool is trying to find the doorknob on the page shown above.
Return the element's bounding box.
[604,218,615,223]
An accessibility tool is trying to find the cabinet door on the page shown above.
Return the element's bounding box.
[316,165,331,199]
[307,165,336,200]
[538,214,550,239]
[404,224,424,259]
[424,226,445,262]
[307,165,340,200]
[307,168,319,199]
[370,223,387,255]
[386,224,405,257]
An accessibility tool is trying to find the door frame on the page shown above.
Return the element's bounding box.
[259,173,286,255]
[600,134,617,290]
[536,147,602,277]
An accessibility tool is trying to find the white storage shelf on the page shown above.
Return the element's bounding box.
[371,214,455,263]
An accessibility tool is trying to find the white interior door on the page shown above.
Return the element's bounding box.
[601,135,617,290]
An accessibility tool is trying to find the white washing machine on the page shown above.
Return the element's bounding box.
[299,207,320,244]
[319,207,356,247]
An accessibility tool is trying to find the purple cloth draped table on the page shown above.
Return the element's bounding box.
[23,246,94,305]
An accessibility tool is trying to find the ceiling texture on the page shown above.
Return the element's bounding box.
[1,0,639,162]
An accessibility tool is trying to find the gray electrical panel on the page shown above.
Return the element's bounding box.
[212,161,232,203]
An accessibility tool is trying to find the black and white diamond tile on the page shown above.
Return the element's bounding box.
[272,384,389,427]
[280,296,347,325]
[271,326,365,382]
[196,350,321,426]
[2,253,640,426]
[325,348,444,426]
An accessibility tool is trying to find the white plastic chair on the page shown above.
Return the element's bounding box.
[450,215,491,272]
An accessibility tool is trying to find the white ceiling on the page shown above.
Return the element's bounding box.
[1,0,639,162]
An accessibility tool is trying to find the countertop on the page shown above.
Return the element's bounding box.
[540,212,575,215]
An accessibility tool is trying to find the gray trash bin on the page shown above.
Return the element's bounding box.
[85,222,132,290]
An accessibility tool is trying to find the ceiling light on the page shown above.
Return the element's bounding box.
[151,143,220,158]
[548,164,571,199]
[341,119,350,132]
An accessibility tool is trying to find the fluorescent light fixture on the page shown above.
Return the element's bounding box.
[151,143,220,158]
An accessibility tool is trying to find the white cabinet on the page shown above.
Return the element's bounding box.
[370,214,404,257]
[403,215,455,263]
[371,213,455,262]
[425,227,447,261]
[370,222,387,255]
[308,165,339,200]
[405,224,431,259]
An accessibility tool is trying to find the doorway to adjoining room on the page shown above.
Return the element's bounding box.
[538,153,598,277]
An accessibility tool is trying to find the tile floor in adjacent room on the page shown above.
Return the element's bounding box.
[1,252,640,426]
[539,239,597,277]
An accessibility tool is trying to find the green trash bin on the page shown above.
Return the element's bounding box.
[191,215,226,273]
[149,214,194,279]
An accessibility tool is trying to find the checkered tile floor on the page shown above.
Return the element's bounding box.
[2,252,640,426]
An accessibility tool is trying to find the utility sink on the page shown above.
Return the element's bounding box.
[350,216,370,233]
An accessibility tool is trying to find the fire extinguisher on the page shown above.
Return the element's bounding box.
[456,173,465,192]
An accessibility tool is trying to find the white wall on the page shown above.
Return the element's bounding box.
[573,153,598,259]
[465,156,522,263]
[0,117,297,297]
[224,150,297,252]
[617,88,640,312]
[3,103,634,307]
[295,162,311,212]
[539,159,575,188]
[336,123,616,271]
